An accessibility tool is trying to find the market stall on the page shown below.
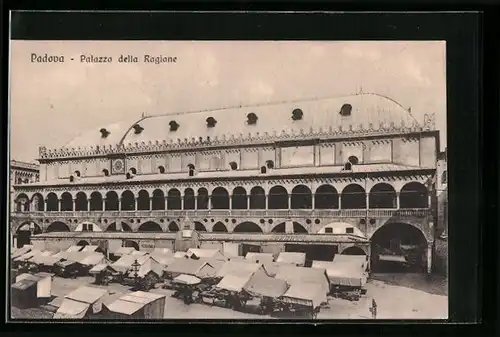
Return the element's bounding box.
[276,252,307,267]
[104,291,166,319]
[277,283,328,318]
[53,286,108,319]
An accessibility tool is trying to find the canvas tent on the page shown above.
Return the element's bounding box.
[172,274,202,285]
[152,248,172,255]
[127,257,164,278]
[82,245,100,253]
[90,263,117,274]
[14,250,41,262]
[53,286,108,319]
[12,246,32,259]
[279,283,328,309]
[78,253,107,267]
[104,291,166,319]
[276,252,307,266]
[165,258,216,279]
[174,251,188,258]
[130,250,148,257]
[112,254,149,274]
[150,253,175,267]
[113,247,137,257]
[30,255,62,270]
[274,265,330,295]
[215,263,269,293]
[245,252,275,264]
[215,261,266,279]
[312,255,368,287]
[244,273,289,299]
[66,245,84,252]
[187,248,225,261]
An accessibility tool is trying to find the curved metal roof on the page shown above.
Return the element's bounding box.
[64,93,417,148]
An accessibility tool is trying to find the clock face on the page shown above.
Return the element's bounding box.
[112,159,125,174]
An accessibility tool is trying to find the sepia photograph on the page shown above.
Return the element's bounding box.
[9,39,448,320]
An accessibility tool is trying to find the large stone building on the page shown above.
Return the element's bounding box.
[11,93,441,272]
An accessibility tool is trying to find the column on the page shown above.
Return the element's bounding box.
[134,198,138,211]
[365,193,369,209]
[58,199,61,212]
[427,192,432,208]
[229,195,232,210]
[148,197,153,211]
[102,198,106,211]
[72,199,76,211]
[208,196,212,210]
[87,199,91,211]
[312,194,315,209]
[426,242,433,274]
[181,196,184,210]
[338,195,342,209]
[119,198,122,211]
[194,195,198,210]
[396,193,400,209]
[45,200,48,212]
[165,196,169,210]
[265,194,269,210]
[20,202,25,212]
[287,195,291,210]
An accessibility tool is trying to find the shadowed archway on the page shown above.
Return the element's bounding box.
[46,193,59,211]
[212,222,228,232]
[268,186,288,209]
[314,185,339,209]
[212,187,229,209]
[105,191,119,211]
[75,192,88,211]
[291,185,312,209]
[168,221,179,232]
[234,222,263,233]
[369,183,397,208]
[341,184,366,209]
[184,188,195,210]
[152,189,165,210]
[197,188,209,210]
[121,190,135,211]
[138,221,163,232]
[232,187,248,210]
[106,222,132,232]
[167,189,181,210]
[137,190,150,211]
[271,222,308,233]
[46,221,70,233]
[89,192,103,211]
[249,186,266,209]
[400,182,428,208]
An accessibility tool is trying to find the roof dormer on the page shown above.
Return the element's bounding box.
[206,117,217,128]
[99,128,110,138]
[169,120,180,132]
[132,124,144,134]
[247,112,258,125]
[339,103,352,117]
[291,108,303,121]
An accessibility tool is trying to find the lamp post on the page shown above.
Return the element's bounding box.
[131,259,140,287]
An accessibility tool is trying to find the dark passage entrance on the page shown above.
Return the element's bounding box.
[242,244,261,257]
[284,244,338,267]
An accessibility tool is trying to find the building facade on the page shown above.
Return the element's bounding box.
[11,93,441,272]
[10,160,40,212]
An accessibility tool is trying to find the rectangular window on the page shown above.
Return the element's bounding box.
[325,227,333,234]
[88,224,93,232]
[345,227,354,234]
[82,223,88,231]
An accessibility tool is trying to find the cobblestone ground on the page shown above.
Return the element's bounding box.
[11,273,448,320]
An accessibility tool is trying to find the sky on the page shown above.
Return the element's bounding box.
[10,40,446,163]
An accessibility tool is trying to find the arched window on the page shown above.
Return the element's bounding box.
[74,170,81,177]
[250,186,266,209]
[129,168,137,175]
[121,191,135,211]
[188,164,195,177]
[266,160,274,169]
[341,184,366,209]
[339,103,352,117]
[229,162,238,170]
[260,166,267,174]
[232,187,247,210]
[348,156,359,165]
[102,169,109,176]
[314,185,339,209]
[369,183,397,209]
[291,108,304,121]
[158,166,166,174]
[400,182,428,208]
[105,191,119,211]
[167,189,182,210]
[197,188,209,209]
[343,162,352,171]
[268,186,288,209]
[211,187,229,209]
[184,188,195,210]
[89,192,103,211]
[152,189,165,210]
[291,185,312,209]
[137,190,150,211]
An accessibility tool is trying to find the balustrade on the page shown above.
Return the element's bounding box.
[12,208,430,219]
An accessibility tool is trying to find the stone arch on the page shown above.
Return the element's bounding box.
[400,182,428,208]
[137,190,150,211]
[232,186,247,210]
[106,222,132,232]
[121,190,135,211]
[31,193,44,211]
[341,246,367,255]
[75,192,88,211]
[138,221,163,232]
[76,240,90,247]
[15,222,42,248]
[369,183,397,209]
[168,221,179,232]
[197,188,209,210]
[370,222,428,272]
[314,184,339,209]
[105,191,120,211]
[234,221,263,233]
[249,186,266,209]
[268,185,288,209]
[194,222,207,232]
[46,192,59,211]
[60,192,73,211]
[89,192,103,211]
[212,187,229,209]
[152,189,165,210]
[341,184,366,209]
[184,188,195,210]
[15,193,30,212]
[167,189,181,210]
[291,185,312,209]
[271,222,308,233]
[212,221,228,232]
[46,221,70,233]
[123,240,140,251]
